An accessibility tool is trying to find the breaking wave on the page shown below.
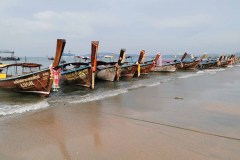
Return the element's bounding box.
[178,68,226,79]
[146,82,161,87]
[70,89,128,103]
[50,81,164,105]
[0,66,229,116]
[128,83,145,90]
[178,72,204,79]
[204,68,225,72]
[0,100,49,116]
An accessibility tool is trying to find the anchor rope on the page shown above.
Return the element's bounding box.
[102,112,240,141]
[34,73,48,92]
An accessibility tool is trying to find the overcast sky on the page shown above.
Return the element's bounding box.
[0,0,240,57]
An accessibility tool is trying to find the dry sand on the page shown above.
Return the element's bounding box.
[0,67,240,160]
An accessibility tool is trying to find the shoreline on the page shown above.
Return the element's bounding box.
[0,67,240,159]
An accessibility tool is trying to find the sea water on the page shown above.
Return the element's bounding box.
[0,55,235,116]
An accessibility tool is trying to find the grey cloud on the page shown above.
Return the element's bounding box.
[0,0,240,56]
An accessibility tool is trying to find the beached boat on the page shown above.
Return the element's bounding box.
[136,53,160,76]
[233,55,240,64]
[151,53,177,72]
[96,49,126,81]
[176,53,206,70]
[217,55,230,67]
[0,39,66,96]
[151,64,176,72]
[199,60,219,69]
[60,41,98,89]
[219,55,237,67]
[120,50,145,79]
[176,60,201,70]
[198,58,221,69]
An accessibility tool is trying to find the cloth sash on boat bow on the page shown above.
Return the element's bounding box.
[157,53,162,66]
[49,64,61,91]
[136,50,146,77]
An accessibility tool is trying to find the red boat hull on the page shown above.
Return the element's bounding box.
[120,65,138,79]
[0,69,52,96]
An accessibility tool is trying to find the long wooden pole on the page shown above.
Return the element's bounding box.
[181,52,188,61]
[91,41,99,89]
[52,39,66,67]
[153,53,161,64]
[137,50,146,77]
[46,39,66,95]
[116,49,126,81]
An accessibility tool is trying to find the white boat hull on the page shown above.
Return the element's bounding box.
[151,65,176,72]
[97,67,117,81]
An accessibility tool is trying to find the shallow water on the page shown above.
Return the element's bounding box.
[0,56,237,116]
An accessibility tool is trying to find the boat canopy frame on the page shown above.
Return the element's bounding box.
[0,63,42,76]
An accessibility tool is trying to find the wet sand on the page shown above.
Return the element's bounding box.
[0,67,240,160]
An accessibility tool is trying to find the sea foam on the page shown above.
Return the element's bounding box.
[178,73,203,79]
[204,68,225,72]
[146,82,161,87]
[69,89,128,104]
[50,81,163,105]
[0,100,49,116]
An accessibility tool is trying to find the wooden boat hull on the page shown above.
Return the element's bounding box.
[120,50,147,79]
[120,65,137,79]
[199,61,221,69]
[132,63,154,77]
[0,68,52,96]
[61,66,92,87]
[60,41,99,89]
[151,65,176,72]
[96,66,117,82]
[121,63,152,78]
[176,61,200,70]
[0,39,66,96]
[139,63,154,75]
[139,53,160,75]
[96,48,126,82]
[220,59,234,67]
[234,59,240,65]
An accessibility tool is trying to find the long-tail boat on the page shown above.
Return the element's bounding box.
[219,55,235,67]
[0,39,66,96]
[233,55,240,64]
[120,50,145,79]
[96,49,126,81]
[60,41,98,89]
[136,53,160,76]
[199,59,221,69]
[198,54,222,69]
[150,53,177,72]
[176,53,206,70]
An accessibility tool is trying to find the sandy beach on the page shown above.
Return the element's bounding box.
[0,67,240,160]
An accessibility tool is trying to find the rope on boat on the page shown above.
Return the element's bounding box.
[102,112,240,141]
[34,74,48,92]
